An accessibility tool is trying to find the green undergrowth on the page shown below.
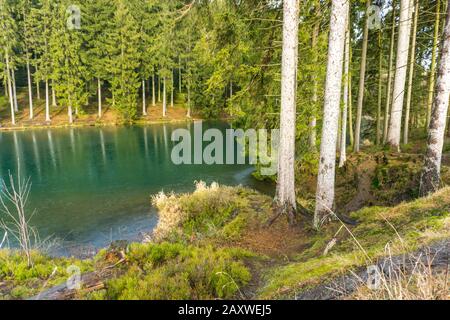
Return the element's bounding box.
[84,243,254,300]
[259,188,450,299]
[151,182,273,243]
[0,250,93,300]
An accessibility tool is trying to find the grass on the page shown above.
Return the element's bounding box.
[258,188,450,299]
[0,249,93,300]
[83,243,253,300]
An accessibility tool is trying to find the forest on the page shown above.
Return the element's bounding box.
[0,0,449,302]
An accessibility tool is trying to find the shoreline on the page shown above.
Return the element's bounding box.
[0,117,208,132]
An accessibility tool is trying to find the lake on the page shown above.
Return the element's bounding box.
[0,122,272,255]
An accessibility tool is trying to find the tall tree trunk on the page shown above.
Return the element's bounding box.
[309,1,321,151]
[158,74,161,102]
[404,0,419,144]
[152,73,156,106]
[26,60,34,120]
[45,79,50,122]
[354,1,370,152]
[420,0,450,197]
[171,70,174,108]
[12,70,18,112]
[5,51,15,125]
[67,91,73,124]
[384,1,397,143]
[387,0,414,150]
[187,79,191,118]
[276,0,300,223]
[178,56,182,92]
[315,0,349,228]
[348,41,354,147]
[163,77,167,117]
[376,30,383,145]
[142,80,147,116]
[51,80,57,107]
[426,0,441,129]
[340,14,351,168]
[98,78,102,118]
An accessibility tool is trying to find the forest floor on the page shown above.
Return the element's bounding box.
[1,141,449,300]
[0,90,197,131]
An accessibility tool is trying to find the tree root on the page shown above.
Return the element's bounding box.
[266,200,358,228]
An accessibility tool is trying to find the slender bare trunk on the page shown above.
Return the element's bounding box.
[51,80,56,107]
[98,78,102,118]
[340,15,351,168]
[376,31,383,145]
[12,70,18,112]
[354,1,370,153]
[142,80,147,116]
[171,70,174,107]
[387,0,414,150]
[163,77,167,117]
[152,73,156,106]
[315,0,349,228]
[404,0,419,144]
[27,60,33,119]
[420,1,450,196]
[426,0,441,129]
[5,51,15,125]
[45,79,50,122]
[309,3,320,151]
[384,2,397,143]
[276,0,300,222]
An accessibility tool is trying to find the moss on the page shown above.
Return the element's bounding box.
[89,243,252,300]
[258,188,450,299]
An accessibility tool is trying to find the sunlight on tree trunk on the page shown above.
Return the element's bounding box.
[420,0,450,197]
[315,0,349,228]
[276,0,300,224]
[387,0,414,150]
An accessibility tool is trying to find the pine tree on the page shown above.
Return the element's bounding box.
[83,0,115,118]
[0,0,17,125]
[50,0,86,124]
[106,0,140,121]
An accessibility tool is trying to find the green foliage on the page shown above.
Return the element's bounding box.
[0,250,93,299]
[89,243,251,300]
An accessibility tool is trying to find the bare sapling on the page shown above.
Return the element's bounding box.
[0,169,38,267]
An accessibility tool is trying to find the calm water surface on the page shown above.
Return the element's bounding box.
[0,122,272,254]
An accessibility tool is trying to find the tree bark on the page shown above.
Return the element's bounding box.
[98,78,102,118]
[142,80,147,115]
[12,70,18,112]
[4,51,15,125]
[276,0,300,222]
[404,0,419,144]
[340,15,351,168]
[420,0,450,197]
[383,2,397,143]
[163,77,167,117]
[426,0,441,129]
[27,60,34,119]
[152,73,156,106]
[376,30,383,145]
[315,0,349,228]
[309,1,321,151]
[354,0,370,153]
[387,0,414,150]
[45,79,50,122]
